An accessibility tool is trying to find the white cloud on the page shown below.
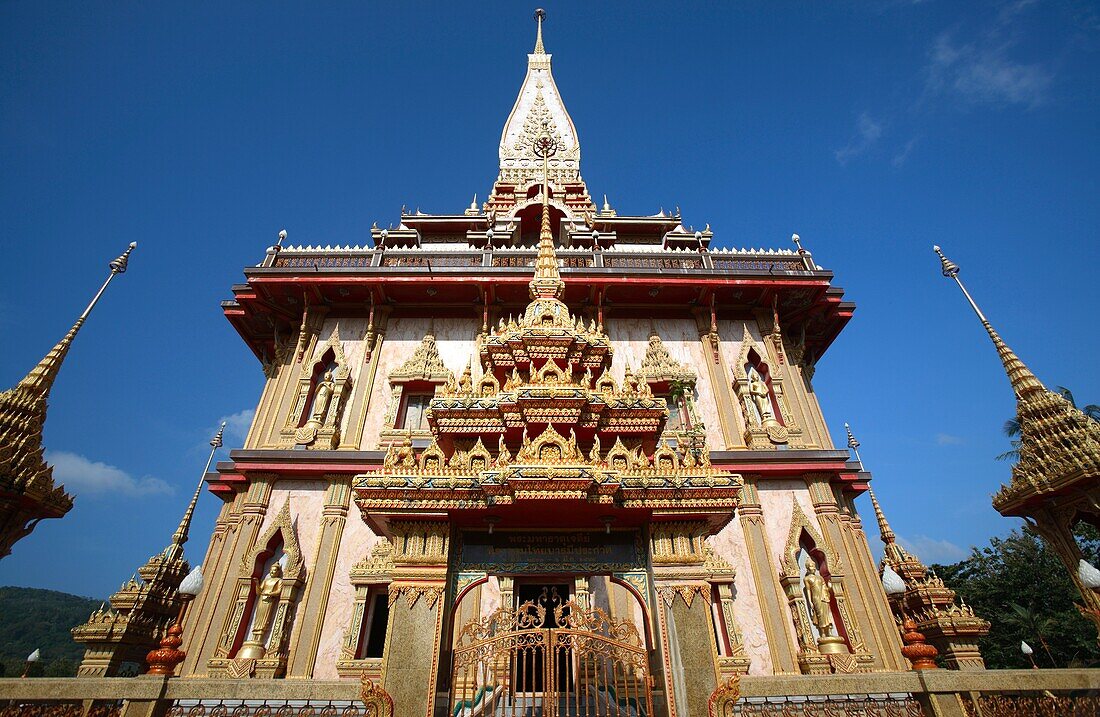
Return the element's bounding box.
[892,136,920,167]
[898,534,970,565]
[215,409,255,444]
[926,2,1052,108]
[936,432,965,445]
[834,113,883,165]
[45,451,172,497]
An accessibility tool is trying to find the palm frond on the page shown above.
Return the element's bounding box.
[1055,386,1078,407]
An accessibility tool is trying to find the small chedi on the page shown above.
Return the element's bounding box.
[869,486,990,669]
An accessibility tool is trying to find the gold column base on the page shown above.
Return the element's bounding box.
[817,635,849,655]
[236,642,267,660]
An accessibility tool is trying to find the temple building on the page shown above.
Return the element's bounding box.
[73,12,995,716]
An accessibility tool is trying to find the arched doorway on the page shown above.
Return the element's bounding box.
[449,576,653,716]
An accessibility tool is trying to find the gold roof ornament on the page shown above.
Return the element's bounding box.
[390,330,453,383]
[867,486,915,571]
[163,421,224,565]
[638,330,696,384]
[533,7,546,54]
[73,417,224,675]
[934,246,1100,513]
[0,242,136,559]
[868,481,991,667]
[493,8,582,191]
[528,120,565,302]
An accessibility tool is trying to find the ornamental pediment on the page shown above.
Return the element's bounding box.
[357,425,742,515]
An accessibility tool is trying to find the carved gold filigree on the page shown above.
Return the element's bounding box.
[359,676,394,717]
[390,331,453,383]
[656,583,709,607]
[781,501,839,576]
[282,325,351,449]
[639,331,696,384]
[240,500,304,579]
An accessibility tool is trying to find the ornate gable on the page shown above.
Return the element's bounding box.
[243,500,305,581]
[639,331,695,385]
[390,332,453,384]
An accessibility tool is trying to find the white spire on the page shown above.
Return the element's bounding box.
[497,9,580,186]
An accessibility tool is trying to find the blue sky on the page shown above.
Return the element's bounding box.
[1,1,1097,598]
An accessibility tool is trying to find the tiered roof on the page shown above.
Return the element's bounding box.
[222,13,854,374]
[355,162,742,535]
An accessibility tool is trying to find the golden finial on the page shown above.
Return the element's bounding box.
[533,8,547,54]
[844,422,861,463]
[868,486,910,566]
[17,242,137,397]
[867,488,894,545]
[165,421,225,562]
[933,245,1045,399]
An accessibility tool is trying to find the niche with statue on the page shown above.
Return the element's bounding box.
[282,327,352,449]
[778,501,870,675]
[209,501,305,678]
[732,326,803,449]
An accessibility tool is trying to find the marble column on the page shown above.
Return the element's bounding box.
[381,520,450,717]
[287,477,351,676]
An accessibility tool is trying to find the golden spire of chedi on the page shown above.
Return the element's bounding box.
[935,245,1100,513]
[533,8,547,55]
[164,421,224,564]
[527,105,565,302]
[867,486,912,568]
[0,242,136,559]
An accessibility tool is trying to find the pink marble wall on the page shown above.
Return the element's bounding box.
[359,317,478,448]
[313,508,382,678]
[708,522,773,675]
[479,576,502,616]
[260,480,327,572]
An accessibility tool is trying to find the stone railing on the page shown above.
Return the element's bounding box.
[1,670,1098,717]
[714,669,1100,717]
[264,246,818,275]
[0,677,388,717]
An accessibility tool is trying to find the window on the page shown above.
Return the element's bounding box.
[399,394,433,431]
[361,591,390,658]
[657,393,686,431]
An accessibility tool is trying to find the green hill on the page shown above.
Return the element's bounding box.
[0,586,102,677]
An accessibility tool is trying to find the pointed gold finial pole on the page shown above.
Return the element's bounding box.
[533,8,547,54]
[164,421,224,563]
[867,485,912,567]
[934,245,1045,399]
[18,242,137,396]
[867,487,894,546]
[844,422,862,464]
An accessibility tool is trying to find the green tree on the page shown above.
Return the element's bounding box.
[0,586,102,677]
[932,523,1100,669]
